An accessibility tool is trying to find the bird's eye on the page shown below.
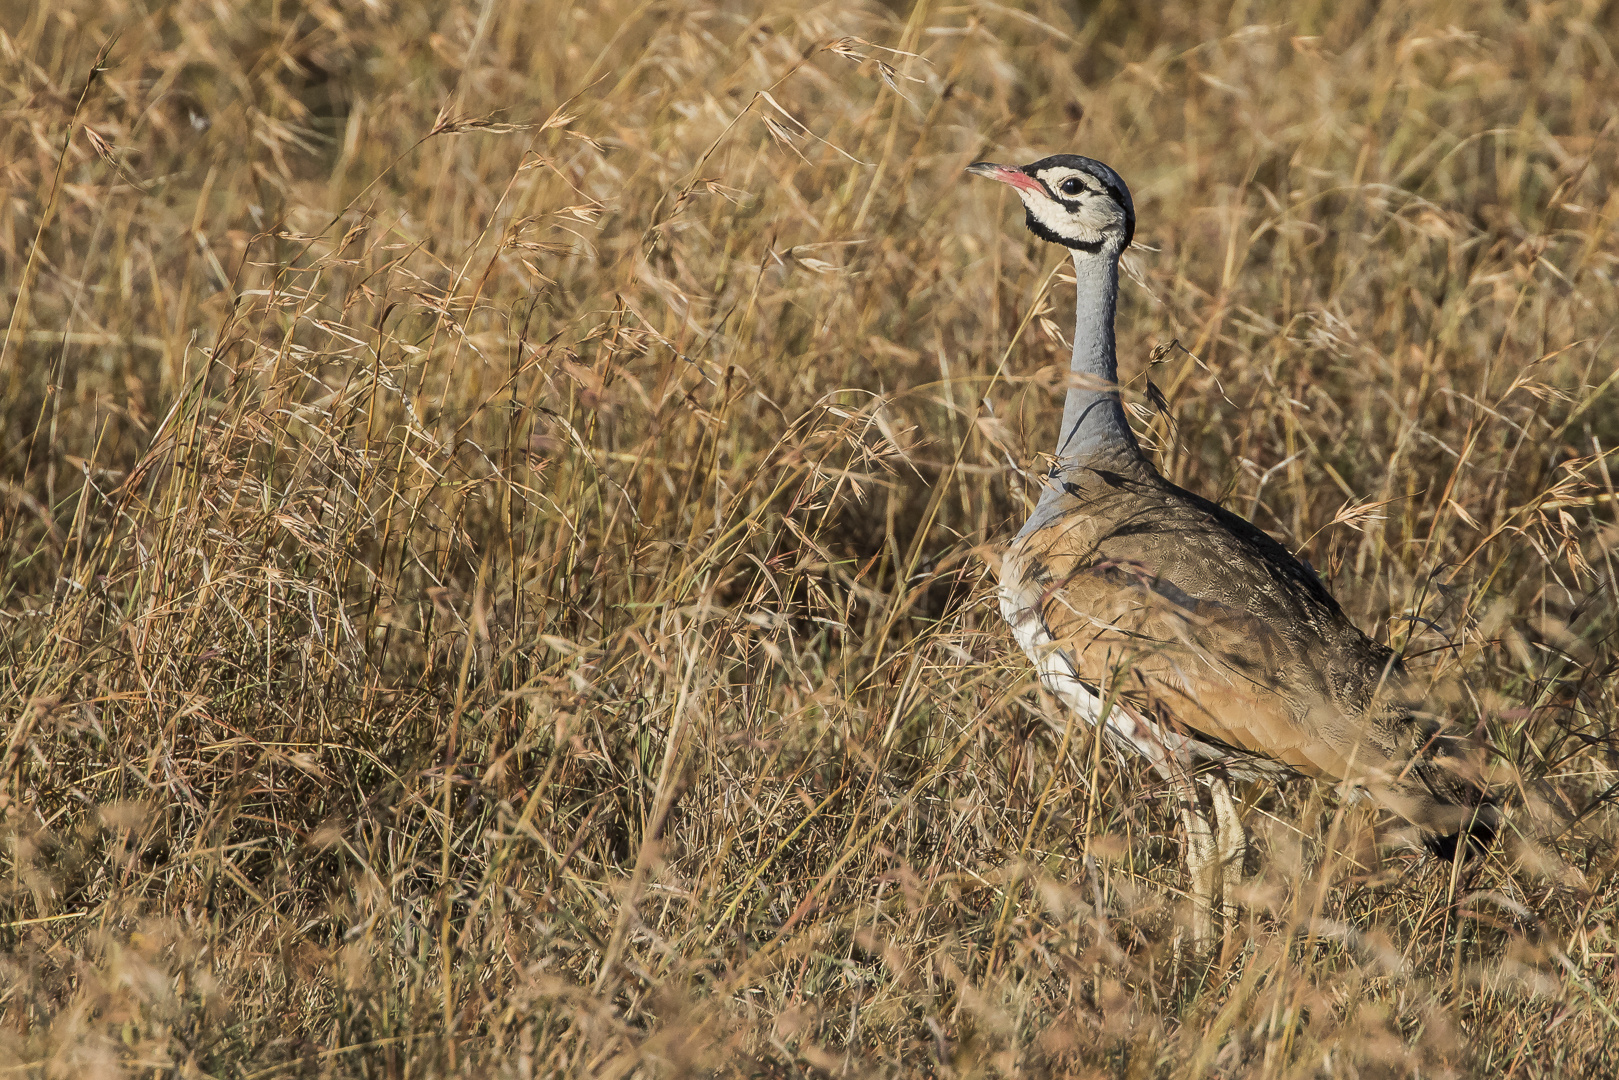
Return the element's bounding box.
[1059,177,1084,196]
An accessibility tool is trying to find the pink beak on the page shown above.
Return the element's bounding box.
[966,161,1042,194]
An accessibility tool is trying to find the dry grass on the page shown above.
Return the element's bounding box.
[2,0,1619,1075]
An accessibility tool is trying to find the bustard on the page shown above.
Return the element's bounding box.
[969,154,1496,948]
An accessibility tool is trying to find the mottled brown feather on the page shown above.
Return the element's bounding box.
[1001,456,1494,846]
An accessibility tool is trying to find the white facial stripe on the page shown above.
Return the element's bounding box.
[1023,193,1101,243]
[1015,182,1126,249]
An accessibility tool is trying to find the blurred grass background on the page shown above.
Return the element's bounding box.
[2,0,1618,1075]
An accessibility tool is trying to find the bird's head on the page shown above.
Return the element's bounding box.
[967,154,1134,256]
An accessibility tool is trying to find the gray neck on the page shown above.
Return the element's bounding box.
[1055,249,1142,468]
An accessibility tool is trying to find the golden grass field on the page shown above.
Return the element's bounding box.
[3,0,1618,1075]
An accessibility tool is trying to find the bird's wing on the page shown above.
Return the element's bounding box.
[1010,557,1374,781]
[1002,468,1502,842]
[1003,483,1500,843]
[1002,472,1419,786]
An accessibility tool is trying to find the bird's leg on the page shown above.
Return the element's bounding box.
[1209,778,1246,928]
[1171,770,1218,953]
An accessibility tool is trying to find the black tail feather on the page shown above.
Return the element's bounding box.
[1423,800,1499,861]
